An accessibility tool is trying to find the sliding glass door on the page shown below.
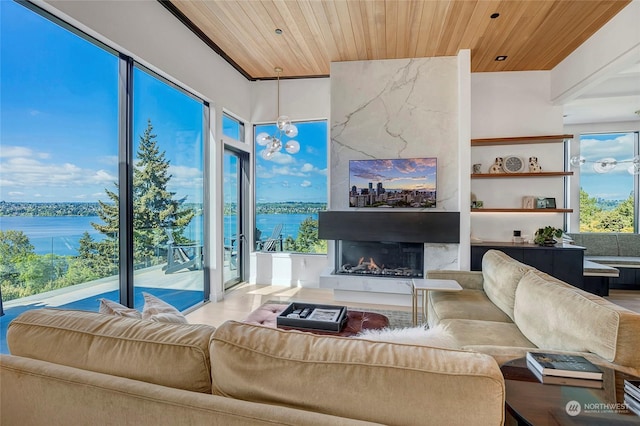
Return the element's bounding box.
[223,149,247,289]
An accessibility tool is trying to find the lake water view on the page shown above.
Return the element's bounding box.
[1,214,318,256]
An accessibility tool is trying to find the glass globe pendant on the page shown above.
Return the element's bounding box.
[256,67,302,161]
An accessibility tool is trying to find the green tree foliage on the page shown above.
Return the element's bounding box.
[283,236,296,252]
[0,230,35,300]
[93,119,195,269]
[132,120,194,266]
[580,188,634,232]
[291,217,326,253]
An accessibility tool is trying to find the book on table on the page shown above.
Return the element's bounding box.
[526,360,603,388]
[526,352,603,380]
[624,392,640,417]
[625,380,640,401]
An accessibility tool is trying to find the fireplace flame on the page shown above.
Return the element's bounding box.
[356,256,382,271]
[368,257,381,270]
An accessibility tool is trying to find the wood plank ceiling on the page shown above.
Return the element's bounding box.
[164,0,630,80]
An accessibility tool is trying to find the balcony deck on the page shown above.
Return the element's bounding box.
[1,265,204,354]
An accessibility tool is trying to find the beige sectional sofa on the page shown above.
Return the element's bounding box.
[427,249,640,376]
[1,308,505,425]
[568,232,640,290]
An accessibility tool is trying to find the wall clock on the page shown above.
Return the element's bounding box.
[503,155,525,173]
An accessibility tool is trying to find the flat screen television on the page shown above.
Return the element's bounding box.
[349,157,437,208]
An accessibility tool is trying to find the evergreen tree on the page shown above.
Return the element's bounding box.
[293,217,322,253]
[92,119,195,269]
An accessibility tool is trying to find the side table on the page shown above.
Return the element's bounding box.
[500,357,639,425]
[411,278,462,326]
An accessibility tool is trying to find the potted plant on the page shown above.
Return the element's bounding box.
[534,226,563,246]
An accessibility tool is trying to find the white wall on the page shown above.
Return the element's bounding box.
[251,78,330,123]
[470,71,567,242]
[472,71,564,138]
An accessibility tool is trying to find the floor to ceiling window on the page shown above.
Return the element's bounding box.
[131,66,205,308]
[254,120,328,253]
[575,132,639,232]
[0,0,208,353]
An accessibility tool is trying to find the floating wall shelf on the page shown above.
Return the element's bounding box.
[471,208,573,213]
[470,134,573,146]
[471,172,573,178]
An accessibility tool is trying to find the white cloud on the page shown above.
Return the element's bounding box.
[300,163,314,172]
[8,191,25,197]
[167,165,203,189]
[301,180,312,187]
[266,151,295,165]
[578,134,636,176]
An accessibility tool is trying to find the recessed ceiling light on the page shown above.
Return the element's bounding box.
[495,56,508,61]
[490,13,500,19]
[275,28,283,35]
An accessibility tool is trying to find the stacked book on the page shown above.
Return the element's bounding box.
[625,380,640,416]
[526,352,604,388]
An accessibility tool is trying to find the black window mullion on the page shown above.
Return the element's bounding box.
[118,54,135,307]
[203,102,211,301]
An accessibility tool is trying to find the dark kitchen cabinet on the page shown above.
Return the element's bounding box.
[471,242,585,290]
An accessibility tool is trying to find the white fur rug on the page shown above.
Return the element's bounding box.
[355,324,459,349]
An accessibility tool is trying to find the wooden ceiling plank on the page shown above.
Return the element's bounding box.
[238,0,311,77]
[472,0,532,72]
[440,0,478,56]
[357,0,375,59]
[373,0,387,59]
[168,0,631,79]
[345,0,369,60]
[423,1,452,58]
[457,0,499,52]
[394,0,410,59]
[407,0,426,58]
[298,0,340,68]
[333,0,361,60]
[525,1,629,70]
[286,1,330,74]
[384,0,398,59]
[413,0,437,58]
[319,0,350,61]
[179,1,269,78]
[268,0,324,76]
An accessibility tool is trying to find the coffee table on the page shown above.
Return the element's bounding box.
[500,357,640,425]
[411,278,462,326]
[243,303,389,337]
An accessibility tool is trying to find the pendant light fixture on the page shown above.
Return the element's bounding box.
[255,67,300,160]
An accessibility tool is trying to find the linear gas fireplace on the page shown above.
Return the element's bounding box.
[318,211,460,305]
[337,240,423,278]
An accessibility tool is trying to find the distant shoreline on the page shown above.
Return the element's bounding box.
[1,201,327,217]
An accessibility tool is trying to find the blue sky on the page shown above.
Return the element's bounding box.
[1,1,203,204]
[578,133,636,201]
[253,121,328,203]
[350,158,437,192]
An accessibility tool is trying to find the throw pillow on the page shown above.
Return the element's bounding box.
[142,292,188,324]
[98,298,142,319]
[355,324,459,349]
